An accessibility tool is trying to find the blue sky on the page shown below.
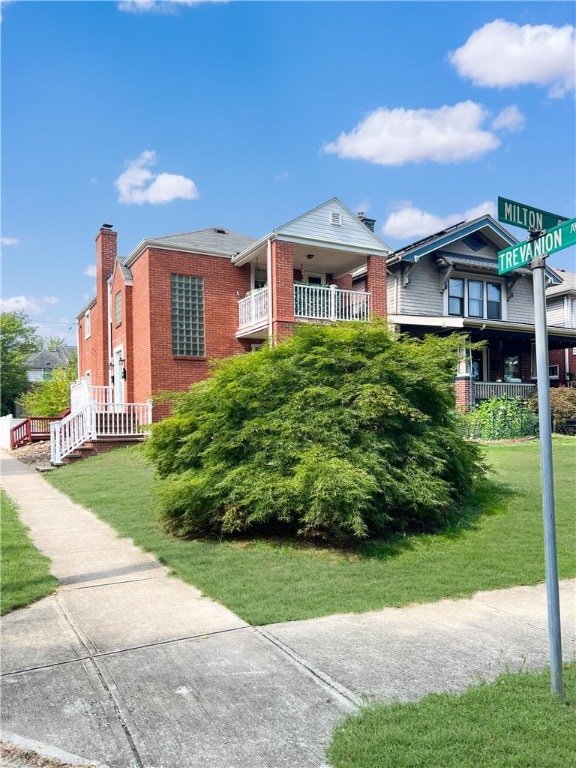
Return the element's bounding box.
[2,1,575,344]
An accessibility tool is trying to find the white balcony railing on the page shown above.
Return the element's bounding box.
[295,284,370,321]
[238,287,269,329]
[237,284,371,331]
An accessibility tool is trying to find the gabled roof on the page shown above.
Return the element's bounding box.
[25,345,75,370]
[546,270,576,297]
[387,214,561,284]
[232,198,391,265]
[387,215,516,264]
[125,226,257,267]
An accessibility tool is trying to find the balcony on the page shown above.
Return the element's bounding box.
[237,284,371,334]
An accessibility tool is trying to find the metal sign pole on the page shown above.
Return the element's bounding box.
[531,252,564,699]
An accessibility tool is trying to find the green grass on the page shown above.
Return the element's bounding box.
[327,664,576,768]
[45,438,576,625]
[1,490,58,615]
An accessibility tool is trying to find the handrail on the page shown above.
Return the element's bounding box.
[51,402,94,465]
[294,284,371,321]
[10,420,32,450]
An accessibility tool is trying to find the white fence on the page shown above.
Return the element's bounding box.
[0,415,25,450]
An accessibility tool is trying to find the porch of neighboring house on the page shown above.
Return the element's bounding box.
[49,380,153,465]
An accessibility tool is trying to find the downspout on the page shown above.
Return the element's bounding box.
[266,238,273,347]
[107,279,113,386]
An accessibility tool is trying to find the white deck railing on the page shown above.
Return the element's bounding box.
[473,382,536,401]
[237,284,371,331]
[238,287,269,329]
[51,402,95,465]
[294,284,370,321]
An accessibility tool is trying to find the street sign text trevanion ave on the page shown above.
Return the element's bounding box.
[498,197,568,232]
[498,218,576,275]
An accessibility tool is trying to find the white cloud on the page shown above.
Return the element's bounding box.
[491,105,525,133]
[115,150,199,205]
[118,0,225,13]
[84,265,97,278]
[43,296,60,305]
[382,201,497,240]
[323,101,503,166]
[449,19,576,98]
[1,237,20,246]
[0,295,45,314]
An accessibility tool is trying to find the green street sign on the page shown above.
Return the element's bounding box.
[498,197,568,231]
[498,217,576,275]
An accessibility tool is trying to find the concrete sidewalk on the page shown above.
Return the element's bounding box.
[1,451,574,768]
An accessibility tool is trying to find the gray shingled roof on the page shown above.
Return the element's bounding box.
[26,345,75,370]
[149,227,257,257]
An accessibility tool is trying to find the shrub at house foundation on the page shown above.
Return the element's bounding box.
[529,387,576,433]
[146,322,484,540]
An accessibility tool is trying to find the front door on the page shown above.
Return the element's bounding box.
[113,347,125,404]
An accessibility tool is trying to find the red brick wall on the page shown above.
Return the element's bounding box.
[333,274,353,291]
[366,255,387,317]
[454,376,472,412]
[271,240,295,341]
[549,347,576,384]
[90,228,117,386]
[129,248,251,408]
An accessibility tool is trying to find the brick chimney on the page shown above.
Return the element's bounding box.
[357,212,376,232]
[95,224,117,383]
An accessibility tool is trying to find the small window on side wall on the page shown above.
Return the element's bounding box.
[84,311,91,339]
[115,292,122,326]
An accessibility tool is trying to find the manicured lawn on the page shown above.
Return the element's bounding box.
[0,490,58,615]
[327,664,576,768]
[45,438,575,625]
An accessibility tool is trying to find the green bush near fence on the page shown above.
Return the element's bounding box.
[462,397,538,440]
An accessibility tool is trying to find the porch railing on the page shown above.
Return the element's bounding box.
[238,286,268,329]
[473,382,536,401]
[294,284,370,321]
[51,395,153,464]
[237,284,371,331]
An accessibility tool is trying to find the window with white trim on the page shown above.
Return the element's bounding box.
[115,291,122,326]
[84,311,91,339]
[448,278,502,320]
[171,274,205,357]
[252,266,267,290]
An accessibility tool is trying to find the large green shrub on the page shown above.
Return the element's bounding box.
[529,386,576,433]
[146,323,484,540]
[462,397,538,440]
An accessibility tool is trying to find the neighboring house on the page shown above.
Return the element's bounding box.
[547,270,576,385]
[382,215,576,409]
[25,345,76,383]
[77,199,391,418]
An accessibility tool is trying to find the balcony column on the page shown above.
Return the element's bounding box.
[366,255,387,317]
[270,240,295,343]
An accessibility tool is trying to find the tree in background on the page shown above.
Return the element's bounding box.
[0,311,41,415]
[146,322,484,541]
[19,352,78,417]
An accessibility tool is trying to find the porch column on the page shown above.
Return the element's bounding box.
[455,341,473,412]
[270,240,295,343]
[366,255,387,318]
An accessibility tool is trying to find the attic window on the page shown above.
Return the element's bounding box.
[214,228,227,234]
[462,232,489,252]
[330,211,342,226]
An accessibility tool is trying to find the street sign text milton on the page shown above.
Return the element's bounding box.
[498,197,568,232]
[498,218,576,275]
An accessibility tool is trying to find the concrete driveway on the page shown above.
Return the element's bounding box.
[1,451,574,768]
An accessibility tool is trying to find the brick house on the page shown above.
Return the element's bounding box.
[77,198,391,418]
[547,270,576,385]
